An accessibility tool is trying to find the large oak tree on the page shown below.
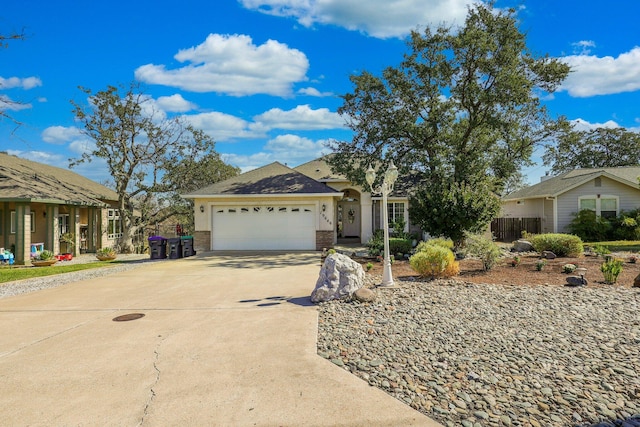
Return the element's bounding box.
[71,82,238,252]
[328,2,570,243]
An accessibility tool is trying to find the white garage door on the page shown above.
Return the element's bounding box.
[212,205,316,250]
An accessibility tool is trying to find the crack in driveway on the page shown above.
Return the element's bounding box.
[138,335,164,426]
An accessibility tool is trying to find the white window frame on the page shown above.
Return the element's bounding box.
[578,195,619,219]
[107,209,122,240]
[10,211,35,233]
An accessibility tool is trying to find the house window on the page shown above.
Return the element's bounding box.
[387,202,405,225]
[578,196,618,219]
[107,209,122,239]
[10,211,35,233]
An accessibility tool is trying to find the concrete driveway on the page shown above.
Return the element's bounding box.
[0,252,440,426]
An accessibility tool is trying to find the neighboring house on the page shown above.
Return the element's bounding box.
[0,152,120,264]
[182,157,420,252]
[501,167,640,235]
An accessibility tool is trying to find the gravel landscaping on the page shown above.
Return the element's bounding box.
[317,276,640,427]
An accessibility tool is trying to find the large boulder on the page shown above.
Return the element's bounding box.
[512,240,535,252]
[311,253,365,303]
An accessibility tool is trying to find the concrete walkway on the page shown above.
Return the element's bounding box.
[0,252,441,426]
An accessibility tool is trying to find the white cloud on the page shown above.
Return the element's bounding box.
[183,111,265,142]
[570,118,620,132]
[253,104,346,130]
[135,34,309,96]
[6,149,65,165]
[155,94,197,112]
[42,126,84,144]
[572,40,595,55]
[239,0,472,38]
[0,76,42,90]
[560,47,640,97]
[297,87,333,97]
[223,134,330,171]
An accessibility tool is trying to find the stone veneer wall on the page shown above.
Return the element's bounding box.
[316,230,334,251]
[193,231,210,253]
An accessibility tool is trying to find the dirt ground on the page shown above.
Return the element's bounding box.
[365,253,640,288]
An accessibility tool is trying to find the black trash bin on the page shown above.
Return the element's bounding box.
[148,236,167,260]
[168,237,183,259]
[180,235,196,257]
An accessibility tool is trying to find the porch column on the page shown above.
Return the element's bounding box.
[361,193,373,243]
[69,206,80,257]
[87,207,96,252]
[1,202,8,249]
[14,203,32,265]
[44,205,59,254]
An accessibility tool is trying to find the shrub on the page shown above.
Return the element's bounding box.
[33,250,55,261]
[409,245,459,278]
[601,258,623,284]
[529,233,583,257]
[365,262,373,271]
[562,263,577,273]
[415,237,454,253]
[366,230,384,256]
[388,238,413,255]
[462,233,501,271]
[536,259,547,271]
[568,209,612,242]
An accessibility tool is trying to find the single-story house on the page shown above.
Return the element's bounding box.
[0,152,121,264]
[182,157,421,251]
[501,167,640,234]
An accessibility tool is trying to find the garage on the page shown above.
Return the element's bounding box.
[212,205,316,250]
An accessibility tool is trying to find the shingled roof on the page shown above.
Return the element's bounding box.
[0,152,118,206]
[182,162,341,197]
[504,167,640,201]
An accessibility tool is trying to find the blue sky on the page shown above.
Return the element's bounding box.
[2,0,640,186]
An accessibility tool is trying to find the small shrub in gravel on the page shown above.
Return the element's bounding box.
[530,233,583,257]
[462,232,501,271]
[409,245,459,278]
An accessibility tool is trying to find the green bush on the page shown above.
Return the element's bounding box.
[601,258,624,283]
[568,209,612,242]
[409,245,459,278]
[365,230,384,256]
[415,237,454,252]
[389,238,413,255]
[462,233,501,271]
[529,233,583,257]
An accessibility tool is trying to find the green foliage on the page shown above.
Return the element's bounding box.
[327,249,336,255]
[600,258,624,283]
[568,209,612,242]
[327,3,569,244]
[389,238,412,255]
[610,209,640,241]
[536,259,547,271]
[409,245,459,278]
[529,233,584,257]
[544,127,640,174]
[96,247,117,257]
[415,238,454,253]
[0,262,117,283]
[366,230,384,256]
[462,233,501,271]
[33,250,55,261]
[410,180,501,245]
[592,245,611,256]
[365,262,373,271]
[562,263,577,274]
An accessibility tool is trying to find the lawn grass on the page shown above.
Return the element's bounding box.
[584,240,640,252]
[0,261,118,284]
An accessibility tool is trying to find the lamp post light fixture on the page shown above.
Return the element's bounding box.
[366,161,399,286]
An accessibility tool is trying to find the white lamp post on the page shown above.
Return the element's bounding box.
[366,161,399,286]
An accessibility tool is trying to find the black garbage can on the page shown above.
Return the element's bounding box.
[168,237,183,259]
[180,236,196,257]
[148,236,167,260]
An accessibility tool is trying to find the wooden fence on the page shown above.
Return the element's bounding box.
[491,217,541,242]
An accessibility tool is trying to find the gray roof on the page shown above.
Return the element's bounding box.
[294,156,346,181]
[0,152,118,206]
[183,162,341,197]
[504,166,640,200]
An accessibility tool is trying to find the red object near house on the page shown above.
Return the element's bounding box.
[56,253,73,261]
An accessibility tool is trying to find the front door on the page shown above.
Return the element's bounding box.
[339,201,360,238]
